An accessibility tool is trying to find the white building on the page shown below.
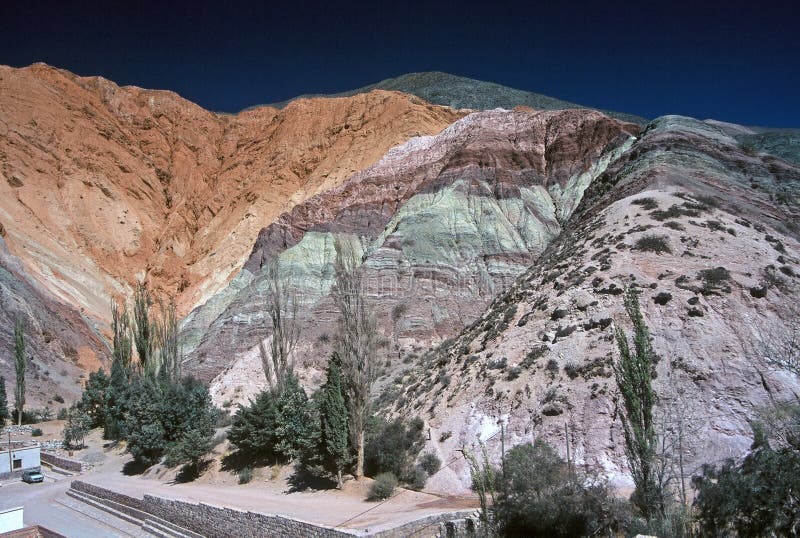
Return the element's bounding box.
[0,441,40,478]
[0,507,24,534]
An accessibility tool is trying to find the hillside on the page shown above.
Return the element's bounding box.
[389,116,800,491]
[0,63,462,322]
[0,63,462,403]
[264,71,649,125]
[182,108,639,389]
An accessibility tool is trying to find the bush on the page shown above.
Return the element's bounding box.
[365,416,426,481]
[238,466,254,484]
[693,409,800,537]
[418,452,441,475]
[410,466,428,491]
[635,234,671,254]
[57,408,68,420]
[31,428,43,437]
[53,394,65,404]
[495,439,624,537]
[368,472,398,500]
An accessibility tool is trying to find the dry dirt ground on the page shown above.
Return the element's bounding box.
[9,422,478,534]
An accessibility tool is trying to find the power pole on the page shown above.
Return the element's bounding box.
[565,421,571,471]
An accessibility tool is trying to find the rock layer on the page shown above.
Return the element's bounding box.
[0,63,463,324]
[184,108,639,383]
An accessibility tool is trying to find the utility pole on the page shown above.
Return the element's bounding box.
[565,421,571,471]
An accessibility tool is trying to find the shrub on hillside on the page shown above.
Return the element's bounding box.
[31,428,43,437]
[368,472,398,501]
[364,416,425,482]
[635,234,672,254]
[238,466,254,484]
[418,452,441,475]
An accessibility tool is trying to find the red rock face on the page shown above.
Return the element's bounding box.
[0,63,463,324]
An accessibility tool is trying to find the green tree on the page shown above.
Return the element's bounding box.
[495,440,622,537]
[78,369,109,428]
[274,374,316,460]
[364,416,426,481]
[14,318,26,426]
[693,412,800,537]
[318,353,351,488]
[125,377,165,465]
[0,376,9,424]
[104,354,130,440]
[614,286,661,520]
[132,283,154,374]
[63,406,92,449]
[228,390,280,462]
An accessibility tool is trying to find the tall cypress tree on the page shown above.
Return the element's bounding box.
[319,353,350,488]
[14,318,26,426]
[0,376,9,424]
[614,286,661,520]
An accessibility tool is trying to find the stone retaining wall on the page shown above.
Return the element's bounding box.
[40,452,83,473]
[71,481,355,537]
[70,481,480,537]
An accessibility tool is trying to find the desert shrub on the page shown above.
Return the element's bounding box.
[635,234,671,254]
[506,366,522,381]
[631,197,659,211]
[419,452,442,475]
[699,266,732,295]
[409,466,428,491]
[31,428,43,437]
[56,408,68,420]
[368,472,398,500]
[546,358,559,374]
[365,416,425,481]
[238,466,254,484]
[495,439,625,537]
[53,394,64,404]
[663,221,685,231]
[439,431,452,442]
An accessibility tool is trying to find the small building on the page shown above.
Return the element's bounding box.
[0,441,40,479]
[0,507,23,534]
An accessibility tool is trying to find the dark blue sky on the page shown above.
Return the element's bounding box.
[2,0,798,127]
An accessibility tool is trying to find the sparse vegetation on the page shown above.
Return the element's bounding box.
[14,318,26,426]
[635,234,672,254]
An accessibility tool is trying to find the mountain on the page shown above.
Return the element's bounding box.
[0,62,461,404]
[183,107,639,389]
[264,71,649,125]
[0,63,462,321]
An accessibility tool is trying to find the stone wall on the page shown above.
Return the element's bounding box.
[371,511,480,538]
[39,452,83,473]
[71,481,355,537]
[70,481,479,537]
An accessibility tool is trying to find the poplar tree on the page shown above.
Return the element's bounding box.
[0,376,9,424]
[14,318,26,426]
[614,286,661,520]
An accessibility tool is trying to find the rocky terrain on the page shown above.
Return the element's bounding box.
[388,115,800,492]
[266,71,648,125]
[0,63,462,323]
[0,233,107,407]
[183,108,639,388]
[0,63,463,401]
[2,62,799,493]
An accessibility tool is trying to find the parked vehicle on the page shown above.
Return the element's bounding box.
[21,470,44,484]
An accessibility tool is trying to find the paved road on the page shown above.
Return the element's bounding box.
[0,475,144,537]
